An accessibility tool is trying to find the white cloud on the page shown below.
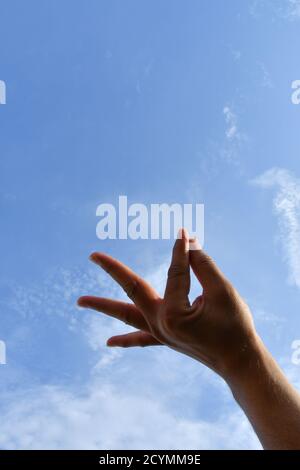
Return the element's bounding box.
[285,0,300,19]
[0,256,261,449]
[283,362,300,390]
[253,307,285,329]
[0,381,260,450]
[259,63,274,89]
[223,106,239,141]
[250,0,300,21]
[219,106,246,168]
[253,167,300,288]
[197,103,247,178]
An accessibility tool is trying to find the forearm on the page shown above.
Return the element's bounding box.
[225,333,300,449]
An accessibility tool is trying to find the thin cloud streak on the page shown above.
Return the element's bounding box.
[253,168,300,288]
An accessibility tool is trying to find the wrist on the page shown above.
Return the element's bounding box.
[221,330,267,386]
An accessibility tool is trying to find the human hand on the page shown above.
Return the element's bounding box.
[77,229,258,380]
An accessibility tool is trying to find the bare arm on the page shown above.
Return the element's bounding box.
[77,229,300,449]
[226,335,300,449]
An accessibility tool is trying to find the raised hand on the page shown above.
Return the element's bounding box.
[77,228,300,449]
[77,228,256,379]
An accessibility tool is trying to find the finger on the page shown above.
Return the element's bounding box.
[77,296,149,331]
[89,252,160,314]
[107,330,162,348]
[189,240,226,292]
[164,228,190,306]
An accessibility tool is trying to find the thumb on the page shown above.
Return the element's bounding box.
[189,240,226,292]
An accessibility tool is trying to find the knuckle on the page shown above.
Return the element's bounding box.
[167,264,188,279]
[198,253,214,268]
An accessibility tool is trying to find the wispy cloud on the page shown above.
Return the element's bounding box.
[0,258,260,449]
[253,168,300,288]
[285,0,300,19]
[223,106,239,141]
[259,63,274,89]
[250,0,300,21]
[220,105,246,167]
[0,381,260,450]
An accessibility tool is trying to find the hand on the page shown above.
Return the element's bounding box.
[77,228,258,380]
[77,229,300,449]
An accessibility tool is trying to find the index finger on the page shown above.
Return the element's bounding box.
[90,252,160,314]
[164,228,190,307]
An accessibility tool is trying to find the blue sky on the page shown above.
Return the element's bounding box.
[1,0,300,449]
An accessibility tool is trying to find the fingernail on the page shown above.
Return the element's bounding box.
[182,228,189,240]
[177,227,189,240]
[189,237,202,251]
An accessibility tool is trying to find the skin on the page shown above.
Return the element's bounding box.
[77,228,300,450]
